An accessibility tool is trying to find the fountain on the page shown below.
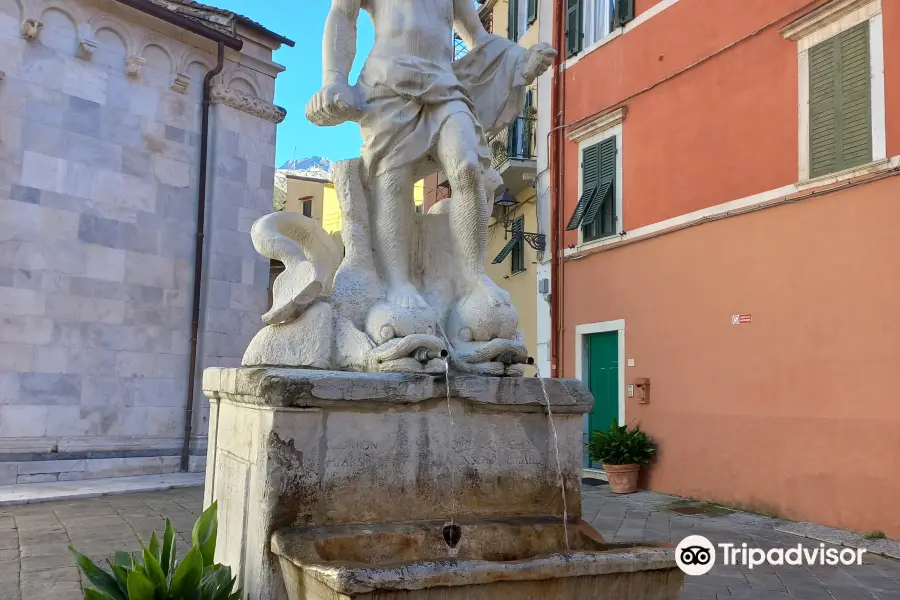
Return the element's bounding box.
[200,1,682,598]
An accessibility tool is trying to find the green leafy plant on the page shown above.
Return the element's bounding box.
[70,501,239,600]
[865,531,887,540]
[587,421,656,466]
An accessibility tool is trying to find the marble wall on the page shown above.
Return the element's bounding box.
[0,0,286,483]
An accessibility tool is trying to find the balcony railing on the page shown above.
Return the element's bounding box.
[488,116,536,169]
[453,12,492,62]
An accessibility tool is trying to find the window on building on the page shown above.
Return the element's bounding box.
[786,0,884,181]
[510,216,526,274]
[566,0,634,57]
[527,0,538,26]
[808,22,872,178]
[566,136,617,242]
[508,0,520,42]
[492,215,525,272]
[301,197,313,218]
[508,0,537,41]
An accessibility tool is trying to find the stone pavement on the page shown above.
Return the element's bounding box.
[582,483,900,599]
[0,487,203,600]
[0,484,897,599]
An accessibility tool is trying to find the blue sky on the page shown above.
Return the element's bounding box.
[212,1,375,167]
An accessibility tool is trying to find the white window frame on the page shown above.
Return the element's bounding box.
[582,0,615,48]
[786,0,886,182]
[572,118,624,249]
[575,319,626,470]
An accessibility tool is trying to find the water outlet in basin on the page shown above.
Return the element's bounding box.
[413,348,449,363]
[442,522,462,549]
[496,352,535,366]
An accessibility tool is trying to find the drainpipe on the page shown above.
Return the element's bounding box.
[181,42,226,472]
[549,0,563,378]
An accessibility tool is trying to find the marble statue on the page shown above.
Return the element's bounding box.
[242,0,556,376]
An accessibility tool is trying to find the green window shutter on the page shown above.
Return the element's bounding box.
[809,22,871,178]
[527,0,538,26]
[566,0,582,58]
[838,22,872,169]
[492,218,524,265]
[508,0,519,41]
[809,37,837,176]
[566,142,600,230]
[511,216,526,273]
[581,180,612,230]
[615,0,634,27]
[582,136,617,241]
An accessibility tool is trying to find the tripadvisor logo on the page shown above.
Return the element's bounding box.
[676,535,716,576]
[676,535,867,576]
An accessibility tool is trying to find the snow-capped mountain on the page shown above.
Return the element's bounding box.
[272,156,334,211]
[279,156,333,180]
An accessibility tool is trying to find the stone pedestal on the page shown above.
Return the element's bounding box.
[202,368,593,600]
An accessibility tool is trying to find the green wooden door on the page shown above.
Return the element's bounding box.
[586,332,619,468]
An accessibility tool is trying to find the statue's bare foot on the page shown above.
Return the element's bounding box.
[388,283,429,309]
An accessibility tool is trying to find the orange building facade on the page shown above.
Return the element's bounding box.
[552,0,900,536]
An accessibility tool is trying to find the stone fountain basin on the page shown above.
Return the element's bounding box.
[271,516,683,599]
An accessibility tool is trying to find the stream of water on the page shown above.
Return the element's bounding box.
[437,357,568,553]
[441,358,461,555]
[533,365,570,551]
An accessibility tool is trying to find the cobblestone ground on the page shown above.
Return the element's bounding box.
[0,485,898,599]
[582,483,900,599]
[0,488,203,600]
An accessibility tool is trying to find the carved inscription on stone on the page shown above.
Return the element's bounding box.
[449,431,544,470]
[324,438,383,473]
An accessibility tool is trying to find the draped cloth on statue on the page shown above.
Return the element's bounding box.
[355,35,530,179]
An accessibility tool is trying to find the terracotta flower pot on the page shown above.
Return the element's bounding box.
[603,463,641,494]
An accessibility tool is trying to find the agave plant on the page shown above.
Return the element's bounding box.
[70,501,240,600]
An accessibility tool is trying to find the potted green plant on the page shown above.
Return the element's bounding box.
[587,421,656,494]
[69,501,240,600]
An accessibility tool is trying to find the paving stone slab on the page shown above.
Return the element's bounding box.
[777,522,900,560]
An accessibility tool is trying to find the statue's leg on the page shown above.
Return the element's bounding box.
[370,164,427,309]
[436,113,510,306]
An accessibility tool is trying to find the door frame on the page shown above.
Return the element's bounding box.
[575,319,626,428]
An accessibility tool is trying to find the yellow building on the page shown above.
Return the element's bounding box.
[284,174,424,236]
[271,174,425,306]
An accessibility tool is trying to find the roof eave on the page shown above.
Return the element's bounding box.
[236,16,295,48]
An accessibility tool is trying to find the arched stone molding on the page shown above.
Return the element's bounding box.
[173,49,214,94]
[228,76,256,96]
[89,13,135,70]
[135,33,176,64]
[177,49,214,75]
[221,63,262,98]
[0,0,23,21]
[38,0,87,38]
[136,34,175,70]
[20,0,39,20]
[88,13,135,55]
